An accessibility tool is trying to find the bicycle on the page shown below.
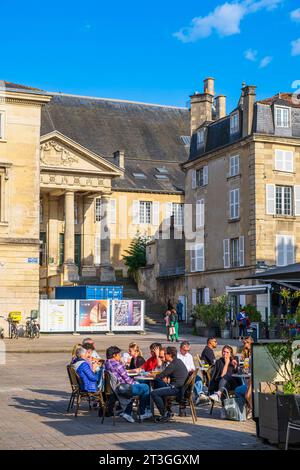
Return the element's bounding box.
[25,317,40,339]
[8,318,20,339]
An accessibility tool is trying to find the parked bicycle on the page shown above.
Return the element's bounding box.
[25,316,40,339]
[7,312,22,339]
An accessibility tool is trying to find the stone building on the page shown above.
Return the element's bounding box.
[183,77,300,319]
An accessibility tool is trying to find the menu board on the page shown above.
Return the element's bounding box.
[111,299,144,331]
[76,300,110,332]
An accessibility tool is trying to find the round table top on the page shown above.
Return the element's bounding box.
[232,373,251,378]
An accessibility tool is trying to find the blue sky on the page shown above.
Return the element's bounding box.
[1,0,300,110]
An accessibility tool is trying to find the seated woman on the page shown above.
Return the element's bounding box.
[70,343,83,365]
[234,336,253,419]
[72,345,104,392]
[128,342,145,370]
[209,345,241,403]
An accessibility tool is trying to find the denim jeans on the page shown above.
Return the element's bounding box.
[151,385,181,415]
[124,383,150,415]
[193,375,203,397]
[234,384,247,398]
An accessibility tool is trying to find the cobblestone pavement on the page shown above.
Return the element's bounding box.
[0,352,274,450]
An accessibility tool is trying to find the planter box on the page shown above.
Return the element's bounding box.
[195,321,219,338]
[258,393,300,447]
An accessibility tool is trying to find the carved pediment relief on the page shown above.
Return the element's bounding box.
[40,141,79,167]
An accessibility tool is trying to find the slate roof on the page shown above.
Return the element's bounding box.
[188,92,300,163]
[41,93,189,193]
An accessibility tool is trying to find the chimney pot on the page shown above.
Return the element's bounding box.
[215,95,226,120]
[113,150,125,177]
[203,77,215,96]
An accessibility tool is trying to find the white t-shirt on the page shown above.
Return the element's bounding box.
[177,352,195,372]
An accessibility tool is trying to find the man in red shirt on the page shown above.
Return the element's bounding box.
[141,343,163,371]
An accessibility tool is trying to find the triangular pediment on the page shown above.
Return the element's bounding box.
[40,131,123,177]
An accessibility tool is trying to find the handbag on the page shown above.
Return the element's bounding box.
[222,388,246,421]
[169,326,175,335]
[116,383,133,398]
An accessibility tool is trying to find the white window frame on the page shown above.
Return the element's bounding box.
[229,188,240,219]
[190,243,204,272]
[196,166,208,187]
[95,198,102,222]
[172,203,184,227]
[275,106,290,128]
[275,186,293,216]
[196,199,204,229]
[229,155,240,177]
[0,111,5,140]
[196,129,205,149]
[274,149,294,173]
[276,235,295,267]
[139,201,152,224]
[230,112,239,134]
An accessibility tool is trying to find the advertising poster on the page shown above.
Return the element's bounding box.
[76,300,110,332]
[40,299,75,332]
[112,299,144,331]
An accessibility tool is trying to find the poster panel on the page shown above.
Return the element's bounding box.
[76,300,110,332]
[40,299,75,332]
[111,299,144,331]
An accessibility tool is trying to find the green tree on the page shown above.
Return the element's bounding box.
[122,233,147,282]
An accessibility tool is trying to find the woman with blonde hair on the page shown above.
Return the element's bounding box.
[128,342,145,370]
[241,336,254,360]
[70,343,82,364]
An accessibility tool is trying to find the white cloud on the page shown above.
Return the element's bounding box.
[290,8,300,22]
[291,38,300,56]
[259,55,273,67]
[174,0,283,43]
[244,48,258,61]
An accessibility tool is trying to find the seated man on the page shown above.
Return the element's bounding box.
[140,343,164,372]
[82,337,102,360]
[200,337,217,366]
[177,341,207,405]
[151,346,189,423]
[104,346,151,423]
[72,346,103,392]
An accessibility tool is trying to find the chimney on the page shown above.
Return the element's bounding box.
[113,150,125,178]
[215,95,226,120]
[242,85,256,137]
[190,77,214,134]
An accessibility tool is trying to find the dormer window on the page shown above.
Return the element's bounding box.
[196,129,205,149]
[230,112,239,134]
[275,106,290,128]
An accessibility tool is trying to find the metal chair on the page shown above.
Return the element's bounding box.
[166,369,199,423]
[66,364,105,417]
[285,395,300,450]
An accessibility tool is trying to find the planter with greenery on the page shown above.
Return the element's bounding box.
[193,295,229,338]
[122,233,147,283]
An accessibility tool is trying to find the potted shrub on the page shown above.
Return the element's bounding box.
[258,340,300,447]
[193,304,219,337]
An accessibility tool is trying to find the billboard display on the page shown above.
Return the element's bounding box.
[76,300,110,332]
[111,299,144,331]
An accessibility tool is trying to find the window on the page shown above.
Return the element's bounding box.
[190,243,204,272]
[0,112,5,140]
[132,172,146,179]
[229,155,240,177]
[95,198,101,222]
[275,149,293,172]
[180,135,191,146]
[139,201,152,224]
[196,166,208,187]
[229,188,240,219]
[230,112,239,134]
[74,201,78,225]
[155,167,168,174]
[276,235,294,266]
[230,238,239,267]
[59,233,64,266]
[39,232,46,266]
[196,199,204,229]
[155,174,169,180]
[40,199,43,224]
[172,203,184,226]
[275,107,290,128]
[196,129,205,149]
[276,186,293,216]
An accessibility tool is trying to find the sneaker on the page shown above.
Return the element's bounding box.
[140,410,153,420]
[209,393,221,403]
[246,410,252,420]
[155,411,171,423]
[195,394,210,406]
[120,412,135,423]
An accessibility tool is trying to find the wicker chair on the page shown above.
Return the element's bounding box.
[166,369,199,424]
[66,364,105,418]
[285,394,300,450]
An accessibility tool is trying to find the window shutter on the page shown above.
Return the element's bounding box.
[165,202,173,224]
[286,236,295,265]
[276,235,285,266]
[266,184,275,215]
[196,199,204,228]
[196,243,204,271]
[192,170,196,189]
[285,151,293,172]
[294,186,300,216]
[203,165,208,185]
[230,190,234,219]
[108,199,116,224]
[192,289,197,307]
[275,149,284,171]
[223,239,230,268]
[132,200,139,224]
[236,188,240,218]
[190,248,196,272]
[204,287,210,305]
[152,201,160,226]
[239,236,245,267]
[94,234,101,265]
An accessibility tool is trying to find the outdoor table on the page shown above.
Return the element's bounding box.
[232,373,251,385]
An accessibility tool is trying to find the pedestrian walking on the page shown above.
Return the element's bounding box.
[169,309,179,342]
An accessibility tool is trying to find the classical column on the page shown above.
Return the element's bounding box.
[100,195,116,282]
[63,190,79,282]
[81,195,97,278]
